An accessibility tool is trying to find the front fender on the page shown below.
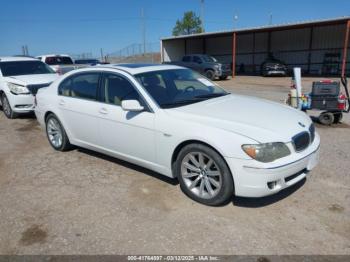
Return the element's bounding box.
[155,114,256,173]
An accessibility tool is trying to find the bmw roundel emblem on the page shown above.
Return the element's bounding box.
[298,122,306,128]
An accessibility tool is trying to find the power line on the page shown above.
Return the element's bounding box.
[0,17,233,25]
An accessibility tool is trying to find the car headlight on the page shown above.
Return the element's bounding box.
[7,82,30,94]
[214,64,221,70]
[242,142,291,163]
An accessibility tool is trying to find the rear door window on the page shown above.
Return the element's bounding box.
[58,73,100,101]
[193,56,202,63]
[182,56,191,62]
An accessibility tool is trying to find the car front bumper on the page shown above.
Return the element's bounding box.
[6,91,35,113]
[225,133,320,197]
[266,70,286,75]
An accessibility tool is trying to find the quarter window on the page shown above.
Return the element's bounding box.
[101,74,140,106]
[58,73,99,101]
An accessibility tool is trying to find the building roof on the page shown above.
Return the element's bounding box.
[161,16,350,41]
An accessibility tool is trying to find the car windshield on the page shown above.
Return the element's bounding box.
[0,61,55,76]
[201,55,217,63]
[45,56,73,65]
[135,69,228,108]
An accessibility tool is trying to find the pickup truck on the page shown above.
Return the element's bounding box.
[164,54,231,80]
[36,54,88,75]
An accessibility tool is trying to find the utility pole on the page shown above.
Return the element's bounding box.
[200,0,205,32]
[22,46,25,56]
[269,13,273,25]
[141,8,146,56]
[25,45,29,56]
[100,48,104,62]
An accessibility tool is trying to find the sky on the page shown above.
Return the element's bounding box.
[1,0,349,57]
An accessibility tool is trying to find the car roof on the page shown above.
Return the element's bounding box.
[95,63,185,75]
[0,56,39,62]
[39,54,71,57]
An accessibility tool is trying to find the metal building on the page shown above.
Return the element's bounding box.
[161,17,350,77]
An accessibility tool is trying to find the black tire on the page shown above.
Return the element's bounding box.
[219,75,228,80]
[45,113,72,151]
[205,70,215,80]
[1,93,18,119]
[333,112,343,124]
[174,143,234,206]
[319,112,334,125]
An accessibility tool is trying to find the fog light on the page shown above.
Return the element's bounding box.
[267,181,278,189]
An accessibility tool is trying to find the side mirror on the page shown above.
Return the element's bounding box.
[121,100,144,112]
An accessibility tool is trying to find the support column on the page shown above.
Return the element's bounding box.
[341,20,350,77]
[232,32,237,78]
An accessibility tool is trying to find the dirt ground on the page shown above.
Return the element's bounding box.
[0,76,349,255]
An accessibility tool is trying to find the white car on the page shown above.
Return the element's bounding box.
[37,54,88,75]
[34,64,320,205]
[0,56,58,119]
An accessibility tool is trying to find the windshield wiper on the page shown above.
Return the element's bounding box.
[160,99,202,108]
[194,93,229,99]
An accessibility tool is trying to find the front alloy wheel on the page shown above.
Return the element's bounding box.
[175,143,234,206]
[1,93,17,119]
[181,152,222,199]
[45,114,72,151]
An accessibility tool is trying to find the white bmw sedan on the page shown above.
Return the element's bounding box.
[35,64,320,206]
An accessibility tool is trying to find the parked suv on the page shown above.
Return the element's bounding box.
[165,54,231,80]
[0,56,58,118]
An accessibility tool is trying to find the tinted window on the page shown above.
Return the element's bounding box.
[182,56,191,62]
[101,74,140,106]
[45,56,73,65]
[58,73,99,100]
[0,61,55,76]
[193,56,202,63]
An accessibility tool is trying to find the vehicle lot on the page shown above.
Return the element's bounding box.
[0,76,349,255]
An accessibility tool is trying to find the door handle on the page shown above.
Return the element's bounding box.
[99,108,108,115]
[59,99,65,106]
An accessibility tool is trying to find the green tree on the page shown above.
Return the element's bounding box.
[172,11,203,36]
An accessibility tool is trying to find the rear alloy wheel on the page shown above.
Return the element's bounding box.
[1,93,17,119]
[205,70,215,80]
[45,114,72,151]
[319,112,334,125]
[175,143,234,206]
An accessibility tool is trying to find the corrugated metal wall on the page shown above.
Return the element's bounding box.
[162,21,349,75]
[163,39,185,62]
[234,24,348,75]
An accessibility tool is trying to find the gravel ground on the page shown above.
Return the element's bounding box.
[0,76,349,255]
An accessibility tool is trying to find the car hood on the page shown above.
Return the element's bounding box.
[4,74,59,86]
[166,94,312,143]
